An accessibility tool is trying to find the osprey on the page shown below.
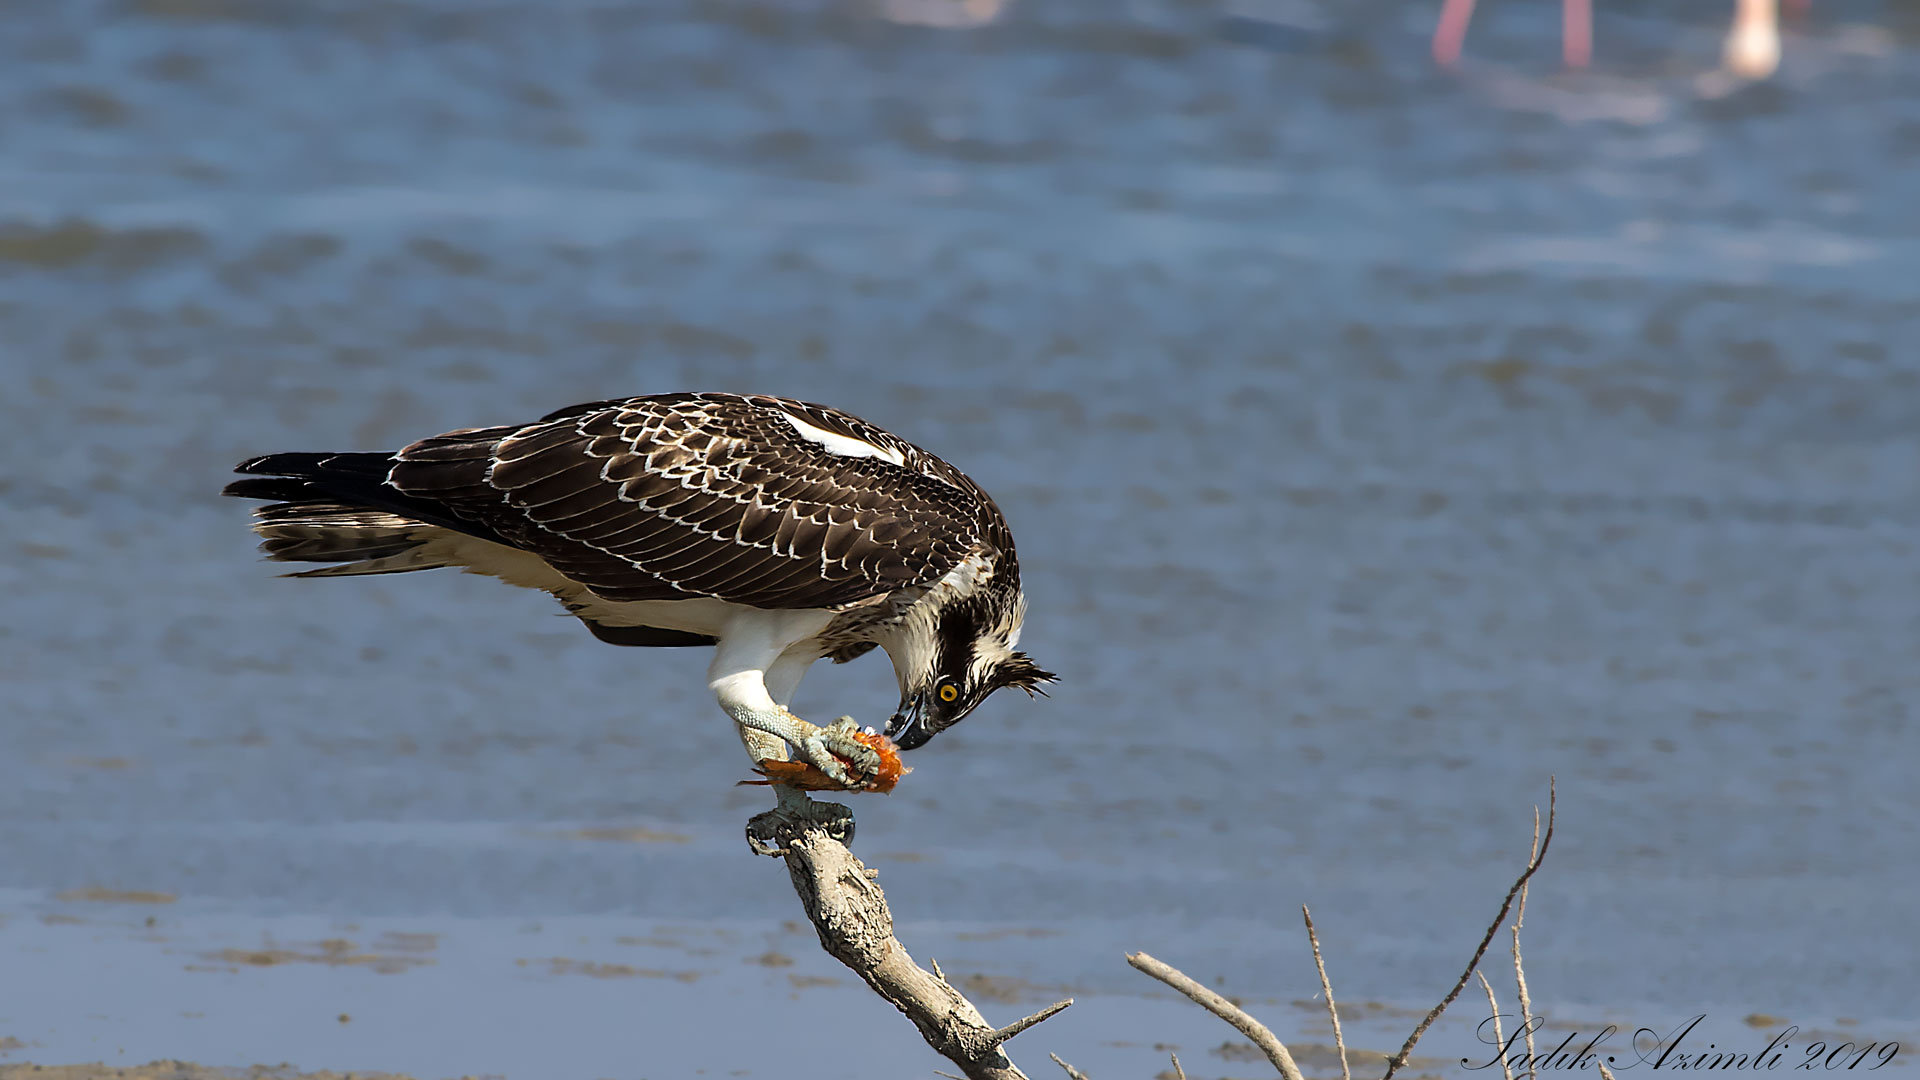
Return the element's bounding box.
[223,392,1054,791]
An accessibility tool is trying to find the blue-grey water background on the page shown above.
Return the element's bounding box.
[2,0,1917,1076]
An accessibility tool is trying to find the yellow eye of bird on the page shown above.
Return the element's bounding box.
[938,683,959,703]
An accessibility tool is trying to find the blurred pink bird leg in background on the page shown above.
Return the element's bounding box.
[1432,0,1475,66]
[1433,0,1591,68]
[1563,0,1592,67]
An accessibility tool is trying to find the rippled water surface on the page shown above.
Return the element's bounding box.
[2,0,1917,1076]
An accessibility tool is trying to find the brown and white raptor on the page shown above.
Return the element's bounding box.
[224,392,1055,798]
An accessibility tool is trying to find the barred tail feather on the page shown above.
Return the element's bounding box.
[283,546,455,577]
[248,500,454,577]
[226,450,496,578]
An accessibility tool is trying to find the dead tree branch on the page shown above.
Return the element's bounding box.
[1382,779,1557,1080]
[1049,1052,1091,1080]
[1514,805,1543,1080]
[749,798,1071,1080]
[1303,904,1351,1080]
[1476,969,1514,1080]
[745,779,1559,1080]
[1126,951,1307,1080]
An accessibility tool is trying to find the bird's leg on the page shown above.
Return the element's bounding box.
[733,714,791,768]
[729,707,881,790]
[738,651,858,855]
[1563,0,1592,68]
[1432,0,1475,66]
[711,640,880,793]
[746,783,855,857]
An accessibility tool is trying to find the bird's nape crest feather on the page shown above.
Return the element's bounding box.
[995,651,1057,697]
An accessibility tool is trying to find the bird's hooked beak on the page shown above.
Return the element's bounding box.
[885,690,935,751]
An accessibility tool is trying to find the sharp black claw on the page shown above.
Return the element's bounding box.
[745,797,855,857]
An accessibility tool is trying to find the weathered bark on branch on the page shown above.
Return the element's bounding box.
[749,799,1070,1080]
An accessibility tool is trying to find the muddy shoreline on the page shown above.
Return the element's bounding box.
[0,1065,414,1080]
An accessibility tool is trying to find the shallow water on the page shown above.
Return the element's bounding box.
[2,0,1918,1076]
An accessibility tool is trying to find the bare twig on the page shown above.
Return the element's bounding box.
[995,999,1076,1046]
[752,802,1070,1080]
[1514,806,1542,1080]
[1382,779,1557,1080]
[1476,970,1514,1080]
[1126,951,1306,1080]
[1599,1062,1618,1080]
[1170,1052,1188,1080]
[1303,905,1351,1080]
[1050,1052,1091,1080]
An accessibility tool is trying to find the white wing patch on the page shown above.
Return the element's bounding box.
[779,411,908,467]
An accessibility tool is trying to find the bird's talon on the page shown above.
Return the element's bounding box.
[745,829,787,858]
[806,721,882,789]
[798,732,872,790]
[745,795,855,856]
[744,721,908,794]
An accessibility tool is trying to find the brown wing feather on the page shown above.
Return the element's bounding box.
[383,392,986,609]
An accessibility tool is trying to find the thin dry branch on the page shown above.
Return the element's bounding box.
[1303,905,1351,1080]
[1514,806,1542,1080]
[1126,951,1307,1080]
[1476,970,1514,1080]
[996,1000,1076,1046]
[1382,778,1557,1080]
[1170,1052,1188,1080]
[750,800,1070,1080]
[1049,1052,1091,1080]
